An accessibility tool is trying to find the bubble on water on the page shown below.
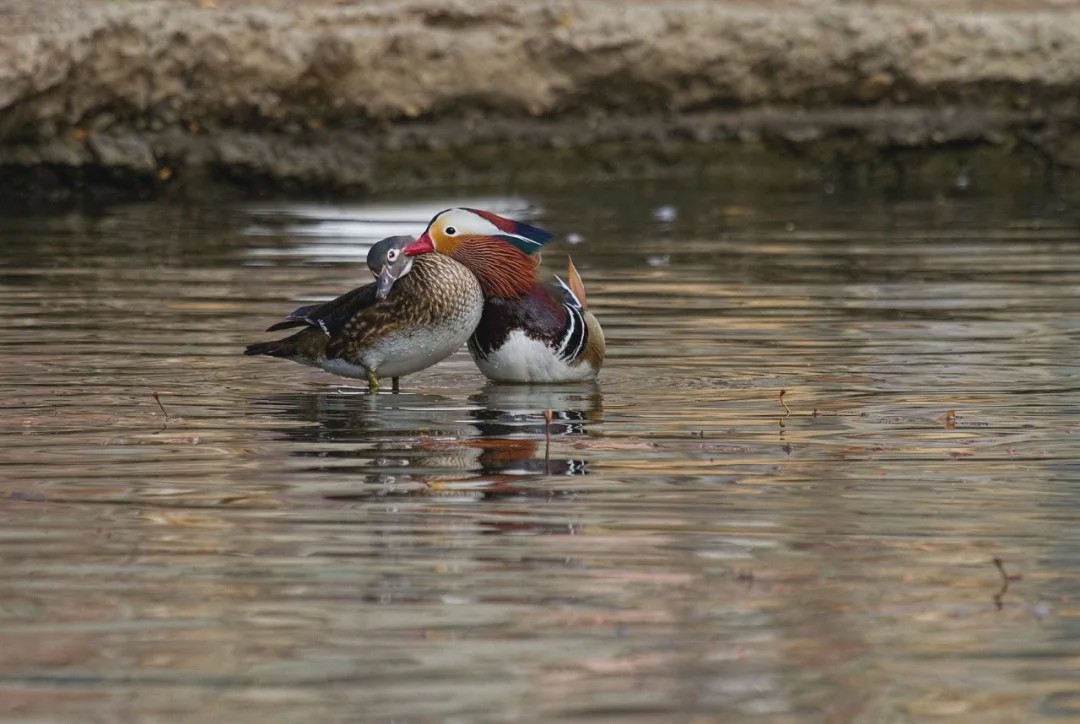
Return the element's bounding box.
[955,171,971,190]
[646,254,670,267]
[653,205,678,223]
[785,222,796,232]
[566,232,585,245]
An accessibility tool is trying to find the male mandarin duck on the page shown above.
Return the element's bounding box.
[403,208,605,383]
[244,235,482,392]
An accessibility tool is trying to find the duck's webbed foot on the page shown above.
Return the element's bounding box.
[366,370,380,392]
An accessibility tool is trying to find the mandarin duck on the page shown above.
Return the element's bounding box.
[244,235,482,391]
[402,208,605,383]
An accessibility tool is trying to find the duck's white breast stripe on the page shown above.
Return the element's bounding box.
[558,305,587,363]
[554,275,583,309]
[556,305,577,357]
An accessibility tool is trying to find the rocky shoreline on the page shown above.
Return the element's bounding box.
[2,0,1079,200]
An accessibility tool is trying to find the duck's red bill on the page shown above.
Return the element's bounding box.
[404,234,434,256]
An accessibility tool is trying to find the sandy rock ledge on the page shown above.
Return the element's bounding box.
[2,0,1079,199]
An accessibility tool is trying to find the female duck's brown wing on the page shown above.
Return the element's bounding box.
[265,283,378,336]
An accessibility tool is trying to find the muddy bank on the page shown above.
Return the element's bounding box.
[2,0,1080,200]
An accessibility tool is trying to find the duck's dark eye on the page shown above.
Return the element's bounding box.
[445,226,457,236]
[386,249,399,262]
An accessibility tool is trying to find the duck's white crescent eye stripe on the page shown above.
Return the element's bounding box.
[502,233,544,248]
[457,213,503,236]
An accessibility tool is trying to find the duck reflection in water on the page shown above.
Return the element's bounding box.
[251,383,602,495]
[466,384,603,476]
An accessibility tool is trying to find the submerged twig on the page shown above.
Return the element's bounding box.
[152,391,169,433]
[779,389,791,428]
[543,409,553,467]
[152,391,169,419]
[993,557,1022,610]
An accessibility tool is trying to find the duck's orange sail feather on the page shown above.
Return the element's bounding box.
[568,257,588,310]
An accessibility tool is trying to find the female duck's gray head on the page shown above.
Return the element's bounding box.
[367,235,415,301]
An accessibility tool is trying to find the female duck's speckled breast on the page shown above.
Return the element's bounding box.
[348,254,483,378]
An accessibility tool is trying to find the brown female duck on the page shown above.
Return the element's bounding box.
[244,235,483,391]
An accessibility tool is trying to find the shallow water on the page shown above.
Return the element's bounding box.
[2,175,1079,721]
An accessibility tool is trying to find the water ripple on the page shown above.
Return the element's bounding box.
[0,183,1078,720]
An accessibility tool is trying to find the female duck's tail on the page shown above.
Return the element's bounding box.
[244,330,325,362]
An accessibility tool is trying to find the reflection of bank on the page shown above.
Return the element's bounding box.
[250,382,602,490]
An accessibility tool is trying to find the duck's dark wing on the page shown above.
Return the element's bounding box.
[266,303,321,332]
[264,283,378,336]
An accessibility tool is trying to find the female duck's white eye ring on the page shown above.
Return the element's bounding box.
[386,249,399,262]
[445,226,457,236]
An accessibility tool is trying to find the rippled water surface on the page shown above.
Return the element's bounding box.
[2,175,1079,721]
